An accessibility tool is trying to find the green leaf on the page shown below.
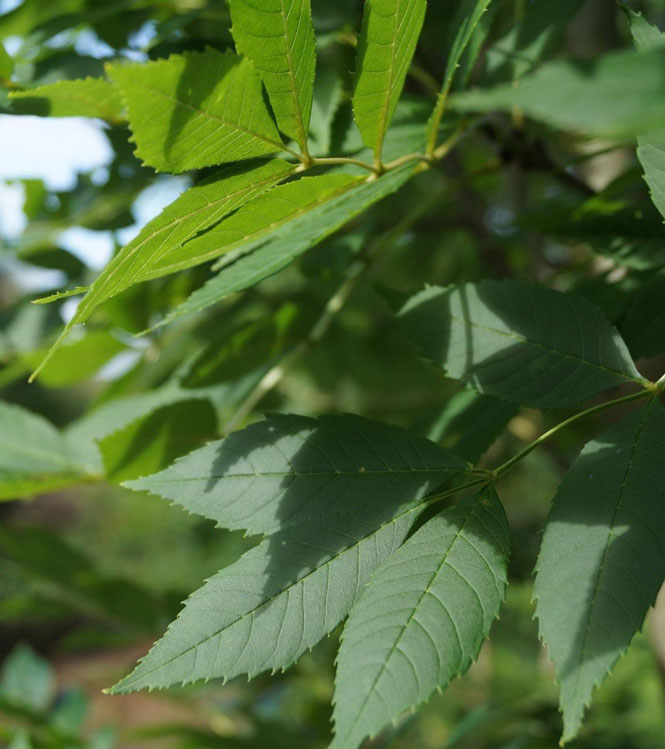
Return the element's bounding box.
[332,486,509,749]
[0,41,13,80]
[621,275,665,359]
[107,49,287,173]
[100,399,217,483]
[0,401,94,500]
[156,164,416,328]
[452,49,665,138]
[425,0,493,153]
[126,412,466,536]
[0,643,55,712]
[9,77,124,123]
[534,398,665,743]
[624,9,665,222]
[109,509,418,694]
[32,159,292,379]
[484,0,583,82]
[421,389,517,463]
[398,280,644,408]
[110,414,466,693]
[229,0,316,151]
[353,0,427,159]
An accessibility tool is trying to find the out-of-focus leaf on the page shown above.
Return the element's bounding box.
[9,78,124,123]
[0,644,54,712]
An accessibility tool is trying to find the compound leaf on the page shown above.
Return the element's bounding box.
[107,49,286,172]
[229,0,316,150]
[353,0,427,158]
[332,486,509,749]
[9,77,124,123]
[127,412,466,536]
[534,398,665,743]
[398,280,644,408]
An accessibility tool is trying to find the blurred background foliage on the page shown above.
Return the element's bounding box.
[2,0,665,746]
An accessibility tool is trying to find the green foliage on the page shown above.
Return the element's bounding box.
[332,487,509,749]
[353,0,427,160]
[4,1,665,746]
[535,398,665,742]
[229,0,316,151]
[9,77,124,122]
[398,280,644,408]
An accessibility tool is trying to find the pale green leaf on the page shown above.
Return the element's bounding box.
[624,8,665,222]
[126,412,466,536]
[332,486,509,749]
[452,49,665,138]
[534,398,665,743]
[353,0,427,158]
[229,0,316,150]
[425,0,493,152]
[107,49,286,172]
[9,77,124,123]
[156,164,415,328]
[0,401,94,500]
[398,280,645,408]
[32,159,292,380]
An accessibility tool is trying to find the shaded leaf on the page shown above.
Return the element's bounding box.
[398,280,644,408]
[107,49,286,172]
[126,412,466,536]
[229,0,316,150]
[535,398,665,743]
[332,486,509,749]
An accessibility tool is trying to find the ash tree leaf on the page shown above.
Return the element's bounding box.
[353,0,427,160]
[229,0,316,152]
[107,49,287,173]
[109,413,467,693]
[31,159,292,379]
[534,398,665,743]
[0,401,95,500]
[620,275,665,359]
[156,163,416,328]
[126,412,467,536]
[624,8,665,222]
[332,486,509,749]
[0,41,13,81]
[9,77,124,123]
[398,279,645,408]
[451,48,665,138]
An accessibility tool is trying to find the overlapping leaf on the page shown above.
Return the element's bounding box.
[9,78,124,123]
[535,398,665,743]
[398,280,645,408]
[31,159,292,379]
[229,0,316,150]
[452,48,665,138]
[110,413,466,692]
[108,49,286,172]
[127,412,466,536]
[332,487,509,749]
[155,164,415,327]
[353,0,427,158]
